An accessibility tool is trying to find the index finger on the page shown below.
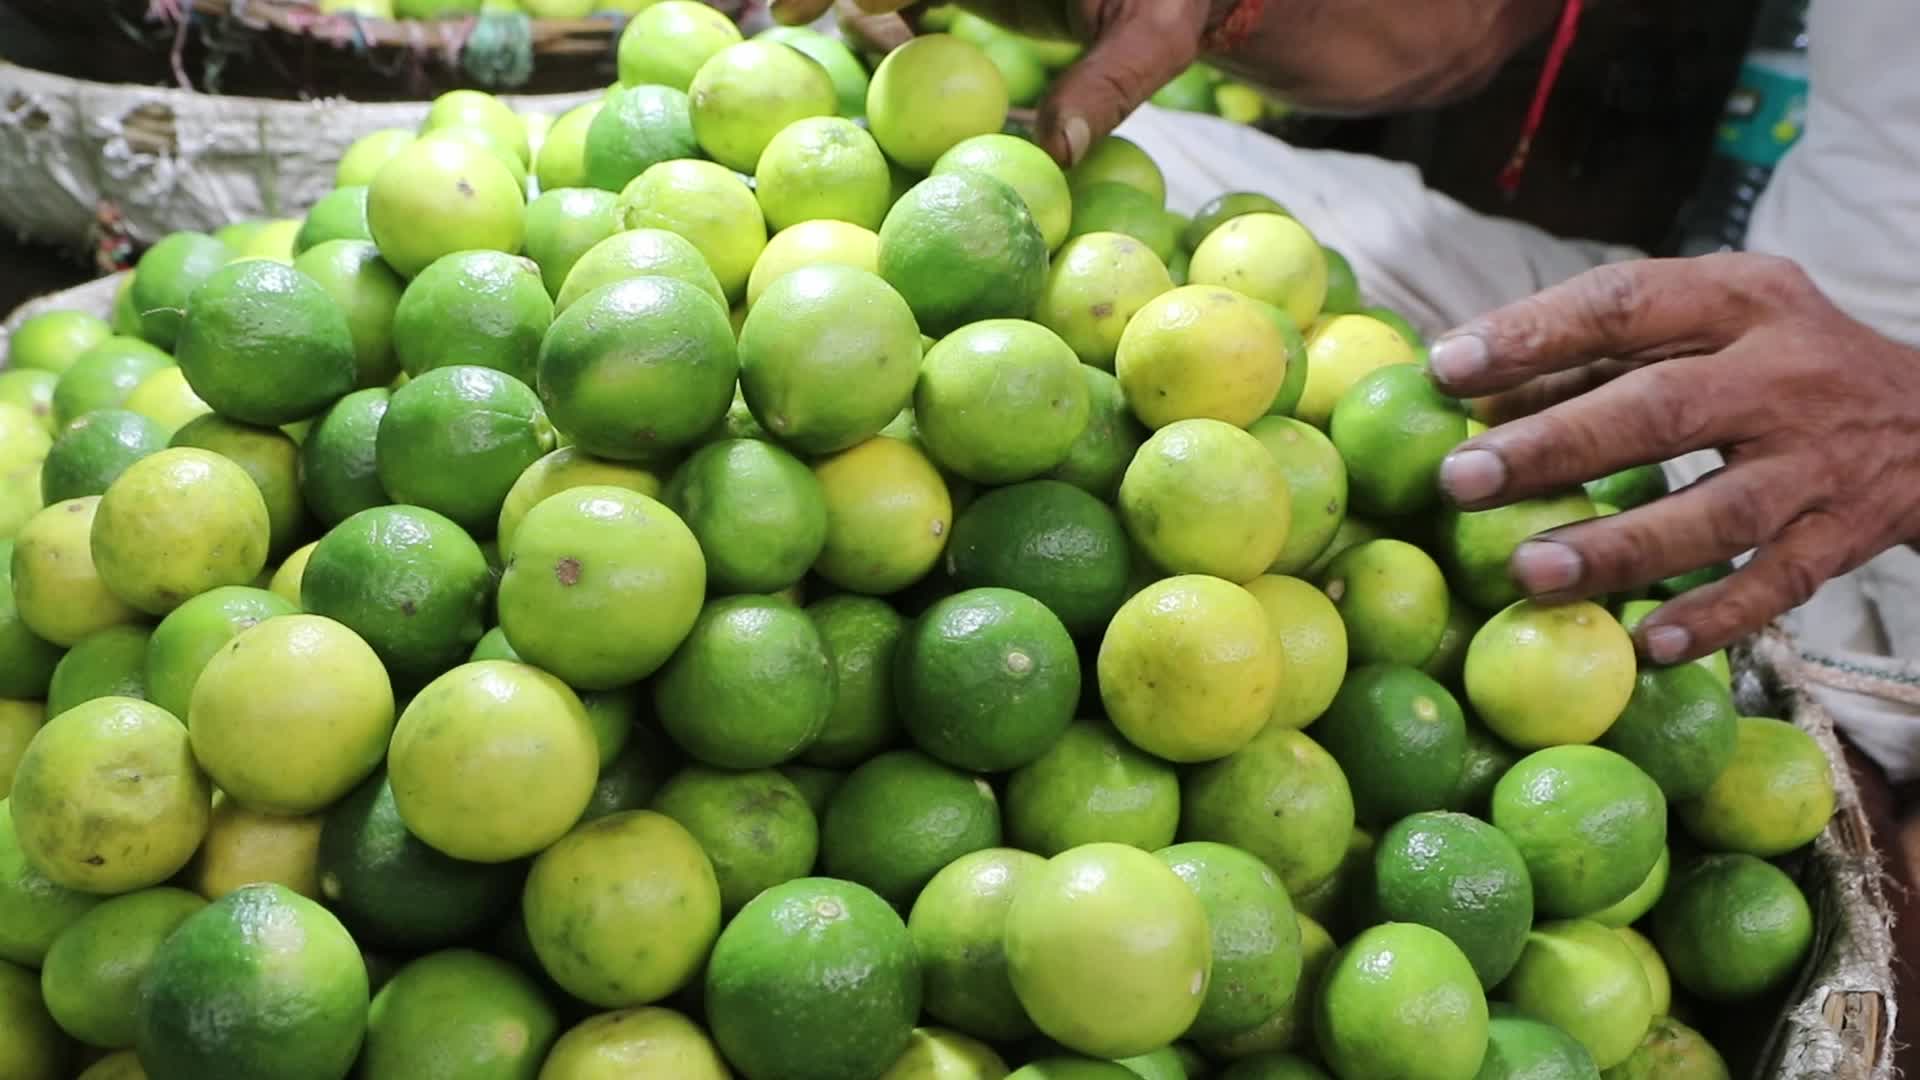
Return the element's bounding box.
[1428,255,1757,399]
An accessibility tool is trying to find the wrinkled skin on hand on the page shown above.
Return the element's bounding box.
[1430,253,1920,665]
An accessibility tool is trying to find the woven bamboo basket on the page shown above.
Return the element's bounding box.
[0,278,1898,1079]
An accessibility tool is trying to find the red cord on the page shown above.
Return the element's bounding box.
[1203,0,1267,55]
[1498,0,1585,198]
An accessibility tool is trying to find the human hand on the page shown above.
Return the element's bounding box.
[1429,253,1920,664]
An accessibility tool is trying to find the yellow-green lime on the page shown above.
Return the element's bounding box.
[1034,232,1174,369]
[189,613,392,813]
[1181,726,1355,895]
[128,232,232,350]
[867,35,1009,170]
[582,84,697,194]
[120,367,210,438]
[1491,746,1667,918]
[10,696,209,893]
[169,414,309,559]
[298,386,390,528]
[367,136,525,279]
[135,884,368,1080]
[1189,213,1328,329]
[0,369,56,434]
[879,1027,1010,1080]
[798,595,906,767]
[142,584,293,720]
[1,799,103,966]
[50,336,172,426]
[496,446,663,558]
[616,0,743,91]
[654,594,835,768]
[391,250,552,385]
[1330,362,1470,517]
[1465,599,1636,749]
[617,159,767,304]
[1047,365,1148,501]
[754,115,891,231]
[554,227,727,314]
[934,133,1073,250]
[1676,715,1835,856]
[1009,1060,1134,1079]
[1156,841,1302,1041]
[535,102,601,193]
[878,172,1049,336]
[10,497,140,647]
[1503,919,1654,1070]
[7,309,111,374]
[388,661,597,862]
[1203,912,1334,1059]
[376,364,555,533]
[663,438,823,592]
[1241,574,1347,730]
[1315,922,1490,1080]
[290,239,406,389]
[1597,663,1738,800]
[1098,574,1280,762]
[1440,491,1599,613]
[39,886,205,1047]
[1320,538,1449,666]
[1115,284,1290,429]
[651,765,817,913]
[1120,417,1291,581]
[337,128,414,187]
[811,436,953,595]
[1005,717,1177,855]
[746,219,880,306]
[1067,182,1178,262]
[914,320,1089,484]
[1617,600,1732,687]
[0,957,69,1078]
[292,186,371,257]
[1476,1014,1602,1080]
[75,1049,145,1080]
[981,34,1046,106]
[91,447,269,615]
[359,948,558,1080]
[757,24,871,118]
[907,847,1043,1042]
[266,540,313,606]
[738,264,923,454]
[1069,136,1166,204]
[540,1007,731,1080]
[1247,416,1347,575]
[1295,313,1418,428]
[1588,846,1670,929]
[0,700,45,796]
[182,791,324,900]
[1615,926,1671,1019]
[821,750,1001,905]
[422,90,532,167]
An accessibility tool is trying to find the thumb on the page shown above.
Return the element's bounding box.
[1032,1,1207,165]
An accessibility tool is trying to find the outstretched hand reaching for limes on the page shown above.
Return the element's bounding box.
[1429,252,1920,666]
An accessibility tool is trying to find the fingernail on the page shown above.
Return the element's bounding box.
[1062,116,1092,167]
[1439,448,1507,505]
[1644,625,1692,665]
[1428,333,1489,386]
[1511,541,1583,595]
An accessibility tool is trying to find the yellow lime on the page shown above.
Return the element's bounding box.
[1115,285,1289,429]
[1465,599,1637,749]
[1295,313,1418,428]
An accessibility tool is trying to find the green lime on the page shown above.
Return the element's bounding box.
[1316,922,1489,1080]
[737,264,923,454]
[945,480,1128,639]
[1241,574,1347,730]
[1295,314,1418,429]
[39,886,205,1048]
[1441,492,1599,613]
[92,447,270,614]
[651,765,816,913]
[1184,192,1287,252]
[539,276,735,460]
[497,486,704,688]
[1492,746,1667,918]
[1151,63,1220,113]
[616,159,767,305]
[173,259,357,425]
[1119,419,1291,583]
[754,116,891,232]
[188,613,392,813]
[1033,232,1174,369]
[337,128,414,187]
[1068,136,1165,204]
[1362,305,1425,347]
[896,587,1079,772]
[1476,1014,1601,1080]
[169,414,310,558]
[934,134,1073,250]
[1677,715,1835,856]
[391,250,551,386]
[867,34,1008,170]
[1503,919,1653,1071]
[1653,853,1812,1004]
[1585,465,1668,512]
[584,84,697,194]
[389,661,598,862]
[524,188,620,299]
[1047,366,1148,501]
[1247,416,1347,576]
[0,800,102,966]
[1602,1016,1730,1080]
[779,762,845,819]
[1181,726,1354,895]
[801,595,908,767]
[299,503,492,678]
[1318,246,1362,314]
[1189,213,1326,329]
[1202,913,1333,1061]
[50,337,173,427]
[1451,716,1518,814]
[359,948,557,1080]
[1423,597,1480,687]
[75,1049,145,1079]
[1301,515,1384,582]
[316,771,522,950]
[1330,363,1469,517]
[367,136,525,279]
[812,436,953,595]
[376,364,555,534]
[555,228,727,315]
[1006,843,1209,1058]
[293,186,371,256]
[8,310,111,374]
[1006,718,1177,854]
[1157,841,1301,1041]
[129,232,232,350]
[1010,1060,1135,1080]
[616,0,742,90]
[44,625,148,718]
[1317,664,1467,824]
[135,884,368,1080]
[542,1006,730,1078]
[290,239,406,390]
[707,876,920,1080]
[1597,663,1738,800]
[982,34,1046,106]
[878,172,1048,337]
[1465,600,1636,749]
[1115,285,1290,430]
[914,320,1089,484]
[1098,574,1280,762]
[1068,182,1178,262]
[298,387,390,528]
[1322,538,1450,666]
[908,848,1043,1042]
[1616,601,1732,686]
[1216,1054,1331,1080]
[39,409,166,509]
[1372,811,1533,988]
[663,438,824,592]
[822,749,1000,905]
[653,594,833,767]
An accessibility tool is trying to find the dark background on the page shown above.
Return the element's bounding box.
[0,0,1764,313]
